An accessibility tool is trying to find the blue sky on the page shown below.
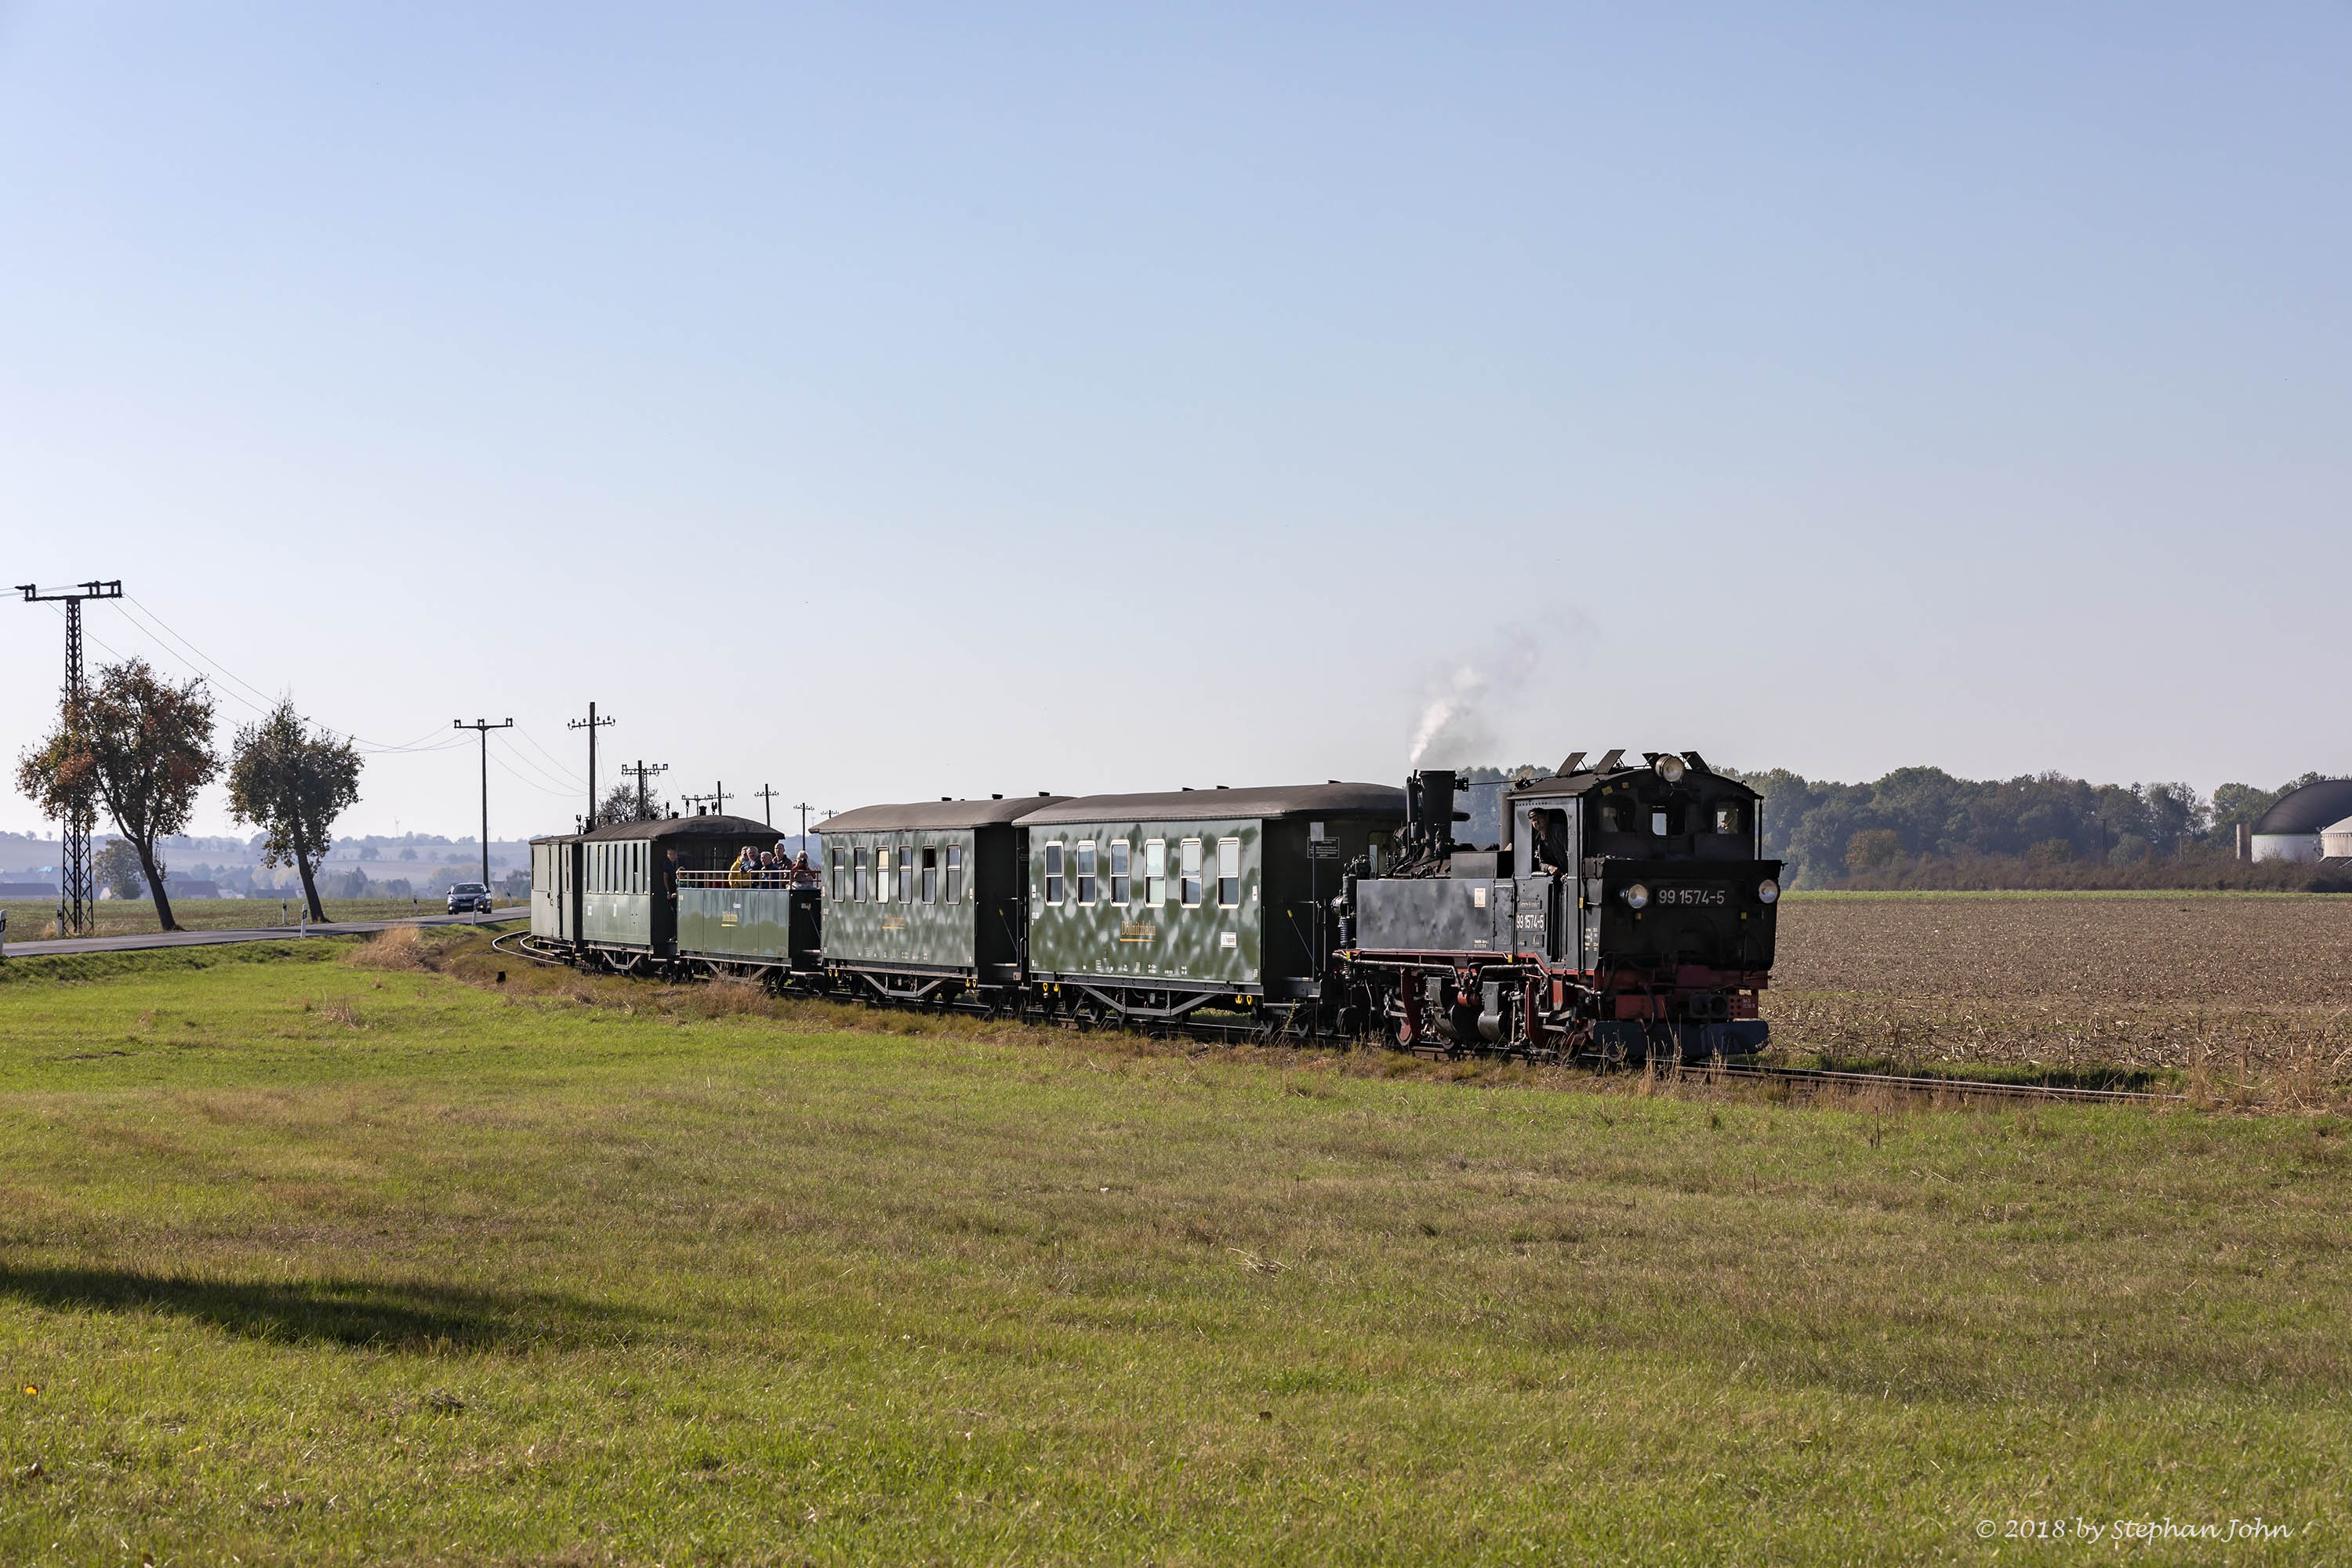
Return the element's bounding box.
[3,2,2346,839]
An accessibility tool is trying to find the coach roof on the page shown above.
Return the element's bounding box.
[818,797,1073,833]
[1022,782,1404,827]
[575,813,778,843]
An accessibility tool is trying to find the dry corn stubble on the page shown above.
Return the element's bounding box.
[1766,896,2352,1096]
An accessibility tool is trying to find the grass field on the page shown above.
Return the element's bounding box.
[2,923,2348,1563]
[0,898,510,944]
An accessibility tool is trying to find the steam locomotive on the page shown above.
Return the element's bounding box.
[526,748,1780,1061]
[1345,750,1780,1060]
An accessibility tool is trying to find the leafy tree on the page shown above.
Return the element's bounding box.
[14,657,219,931]
[96,839,147,900]
[1845,829,1904,873]
[226,700,363,924]
[598,781,670,825]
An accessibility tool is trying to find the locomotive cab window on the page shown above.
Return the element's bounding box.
[946,844,963,903]
[1076,841,1097,904]
[921,847,937,903]
[1715,804,1744,835]
[1145,840,1167,904]
[1217,837,1240,906]
[1044,843,1065,905]
[1651,810,1669,837]
[1110,840,1131,902]
[1179,839,1202,907]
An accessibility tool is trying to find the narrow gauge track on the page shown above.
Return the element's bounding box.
[487,929,2175,1105]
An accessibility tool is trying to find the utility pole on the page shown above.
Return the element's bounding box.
[569,702,615,829]
[16,579,122,935]
[795,801,811,844]
[621,759,667,820]
[711,781,730,816]
[451,718,514,887]
[755,783,779,826]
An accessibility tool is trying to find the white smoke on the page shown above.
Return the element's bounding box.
[1406,627,1546,768]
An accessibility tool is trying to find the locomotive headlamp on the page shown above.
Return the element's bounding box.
[1656,754,1687,783]
[1622,883,1650,911]
[1757,877,1780,905]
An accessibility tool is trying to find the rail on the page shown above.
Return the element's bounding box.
[673,869,819,889]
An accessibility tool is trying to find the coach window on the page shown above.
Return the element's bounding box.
[946,845,963,904]
[898,842,913,902]
[855,846,870,902]
[1044,842,1065,904]
[1076,841,1097,904]
[1145,840,1167,904]
[1179,839,1203,906]
[1217,837,1241,906]
[921,847,938,903]
[1109,840,1131,902]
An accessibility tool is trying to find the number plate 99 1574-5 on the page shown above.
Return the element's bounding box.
[1654,886,1728,906]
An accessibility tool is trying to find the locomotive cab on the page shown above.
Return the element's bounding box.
[1350,750,1781,1062]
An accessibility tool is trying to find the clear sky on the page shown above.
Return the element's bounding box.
[3,2,2346,841]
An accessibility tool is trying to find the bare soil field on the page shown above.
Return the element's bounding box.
[1764,894,2352,1083]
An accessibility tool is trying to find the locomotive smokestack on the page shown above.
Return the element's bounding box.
[1406,768,1468,853]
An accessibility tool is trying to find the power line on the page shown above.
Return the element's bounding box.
[122,594,278,709]
[514,724,586,785]
[488,731,583,793]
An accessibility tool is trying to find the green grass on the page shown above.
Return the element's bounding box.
[2,939,2347,1564]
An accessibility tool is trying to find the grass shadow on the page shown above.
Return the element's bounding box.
[0,1261,648,1351]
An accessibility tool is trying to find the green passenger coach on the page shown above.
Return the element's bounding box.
[817,796,1069,997]
[554,814,777,971]
[1020,784,1404,1020]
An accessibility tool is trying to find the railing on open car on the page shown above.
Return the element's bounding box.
[675,869,820,888]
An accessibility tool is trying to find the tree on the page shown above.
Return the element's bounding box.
[598,781,670,824]
[15,657,219,931]
[226,700,363,924]
[96,839,147,900]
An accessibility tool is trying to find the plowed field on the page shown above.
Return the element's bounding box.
[1763,895,2352,1080]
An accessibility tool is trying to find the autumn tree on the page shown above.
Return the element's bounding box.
[16,657,218,931]
[598,781,669,824]
[226,699,363,924]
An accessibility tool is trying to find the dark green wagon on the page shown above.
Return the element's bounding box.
[816,796,1069,997]
[1020,784,1403,1019]
[535,814,779,971]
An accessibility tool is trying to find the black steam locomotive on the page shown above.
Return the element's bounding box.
[527,747,1780,1062]
[1342,750,1780,1061]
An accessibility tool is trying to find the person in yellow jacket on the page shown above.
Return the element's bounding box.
[728,846,757,887]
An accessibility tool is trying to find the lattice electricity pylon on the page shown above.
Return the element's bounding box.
[16,580,123,935]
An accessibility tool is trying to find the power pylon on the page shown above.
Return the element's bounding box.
[451,718,514,885]
[621,760,667,819]
[568,702,615,828]
[16,579,122,935]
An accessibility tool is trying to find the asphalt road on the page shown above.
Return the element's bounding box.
[0,907,528,959]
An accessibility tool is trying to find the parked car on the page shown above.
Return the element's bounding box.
[447,881,493,914]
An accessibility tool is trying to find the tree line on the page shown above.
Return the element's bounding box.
[14,658,362,931]
[1731,766,2337,888]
